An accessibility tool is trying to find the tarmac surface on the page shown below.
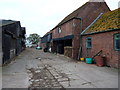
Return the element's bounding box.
[2,48,119,89]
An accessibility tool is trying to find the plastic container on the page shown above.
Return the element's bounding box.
[86,58,93,64]
[80,58,84,61]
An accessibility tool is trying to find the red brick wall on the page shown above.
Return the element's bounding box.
[72,19,81,59]
[52,19,74,39]
[78,2,110,31]
[82,30,120,68]
[52,19,81,59]
[50,2,110,60]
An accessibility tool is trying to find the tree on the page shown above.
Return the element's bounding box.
[27,33,40,44]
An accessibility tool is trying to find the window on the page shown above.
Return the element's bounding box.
[58,27,62,33]
[114,33,120,50]
[86,37,92,48]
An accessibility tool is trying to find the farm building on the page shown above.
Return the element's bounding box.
[41,31,52,52]
[0,20,26,65]
[81,8,120,68]
[41,1,110,59]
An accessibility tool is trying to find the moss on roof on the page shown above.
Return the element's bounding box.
[86,8,120,33]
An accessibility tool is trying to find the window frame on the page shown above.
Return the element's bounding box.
[58,27,62,33]
[86,37,92,49]
[114,33,120,51]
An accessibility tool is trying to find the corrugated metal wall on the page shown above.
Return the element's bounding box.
[3,34,11,64]
[2,20,26,64]
[0,21,2,66]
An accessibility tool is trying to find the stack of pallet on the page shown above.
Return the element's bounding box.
[64,46,72,58]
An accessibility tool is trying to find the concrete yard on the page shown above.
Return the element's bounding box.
[2,48,119,89]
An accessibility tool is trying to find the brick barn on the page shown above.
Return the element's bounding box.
[41,1,110,60]
[81,8,120,68]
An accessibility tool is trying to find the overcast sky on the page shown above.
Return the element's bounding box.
[0,0,119,37]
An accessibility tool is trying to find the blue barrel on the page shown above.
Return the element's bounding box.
[86,58,93,64]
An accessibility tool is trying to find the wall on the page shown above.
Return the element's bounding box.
[40,43,46,50]
[0,24,1,90]
[41,33,52,50]
[52,19,74,39]
[52,19,75,54]
[72,19,81,59]
[52,19,81,59]
[44,2,110,60]
[78,2,110,31]
[0,25,2,66]
[82,30,120,68]
[2,21,26,65]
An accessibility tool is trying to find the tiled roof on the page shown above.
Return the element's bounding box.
[85,8,120,33]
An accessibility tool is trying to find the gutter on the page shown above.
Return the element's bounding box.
[81,28,120,36]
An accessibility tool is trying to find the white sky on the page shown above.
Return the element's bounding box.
[0,0,119,37]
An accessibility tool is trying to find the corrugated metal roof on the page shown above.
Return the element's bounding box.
[0,20,18,27]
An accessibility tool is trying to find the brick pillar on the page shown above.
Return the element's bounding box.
[52,41,57,53]
[72,19,80,60]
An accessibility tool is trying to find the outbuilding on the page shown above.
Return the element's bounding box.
[81,8,120,68]
[50,1,110,59]
[0,20,26,65]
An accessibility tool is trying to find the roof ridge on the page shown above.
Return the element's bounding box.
[89,0,105,2]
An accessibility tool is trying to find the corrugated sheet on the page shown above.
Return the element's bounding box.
[53,35,74,41]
